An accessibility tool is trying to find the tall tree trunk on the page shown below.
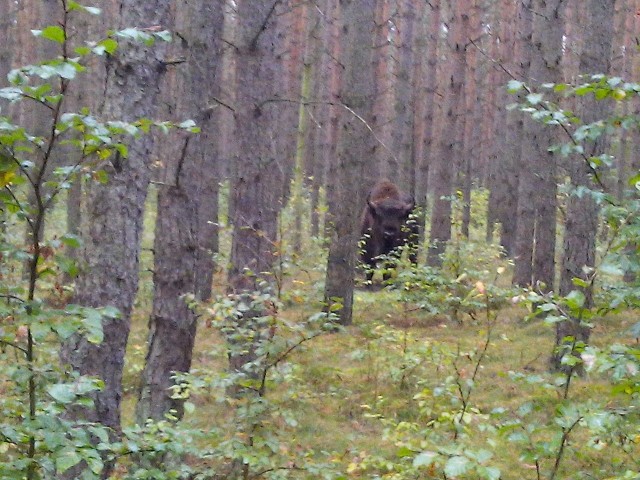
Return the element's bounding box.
[416,1,441,246]
[554,0,616,372]
[136,0,224,423]
[310,0,340,240]
[507,0,536,287]
[291,2,314,256]
[484,0,511,244]
[392,0,417,190]
[60,0,173,443]
[513,0,564,288]
[63,1,112,284]
[227,0,287,373]
[323,0,375,325]
[490,0,527,258]
[460,0,480,238]
[0,0,15,85]
[370,0,393,183]
[427,0,467,267]
[531,0,564,291]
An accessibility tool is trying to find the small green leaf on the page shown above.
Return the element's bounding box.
[60,233,82,248]
[48,383,76,404]
[75,45,92,56]
[179,119,197,129]
[155,30,172,42]
[526,93,544,105]
[68,1,101,14]
[413,451,438,467]
[53,320,78,340]
[507,80,524,93]
[479,466,501,480]
[35,25,66,44]
[444,456,470,477]
[565,290,586,309]
[56,449,83,474]
[95,38,118,55]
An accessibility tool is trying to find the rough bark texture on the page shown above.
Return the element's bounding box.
[0,0,15,85]
[416,1,441,245]
[504,0,532,267]
[427,0,466,267]
[554,0,616,372]
[460,0,480,238]
[392,0,418,190]
[488,0,526,256]
[310,0,341,240]
[227,0,287,370]
[323,0,374,325]
[370,0,393,183]
[136,0,224,423]
[60,1,172,437]
[513,0,563,288]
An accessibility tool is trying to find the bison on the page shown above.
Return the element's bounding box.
[360,180,418,284]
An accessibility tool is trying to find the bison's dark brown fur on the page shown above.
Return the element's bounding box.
[360,180,417,284]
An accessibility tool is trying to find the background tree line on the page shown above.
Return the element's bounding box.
[1,0,639,478]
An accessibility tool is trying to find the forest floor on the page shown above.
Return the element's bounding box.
[121,262,639,479]
[110,189,640,479]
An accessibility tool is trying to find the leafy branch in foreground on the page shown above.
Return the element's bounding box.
[0,2,197,478]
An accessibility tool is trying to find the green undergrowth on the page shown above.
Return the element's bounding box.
[120,258,639,479]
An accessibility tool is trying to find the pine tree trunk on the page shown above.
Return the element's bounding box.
[0,0,15,85]
[324,0,375,325]
[136,0,224,423]
[392,0,418,190]
[490,0,526,257]
[60,0,173,441]
[510,0,536,286]
[416,1,440,246]
[227,0,287,375]
[554,0,615,373]
[427,0,466,267]
[310,0,340,240]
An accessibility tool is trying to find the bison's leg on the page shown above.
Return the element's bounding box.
[381,250,401,283]
[365,263,375,284]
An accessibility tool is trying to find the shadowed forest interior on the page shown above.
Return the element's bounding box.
[1,0,640,479]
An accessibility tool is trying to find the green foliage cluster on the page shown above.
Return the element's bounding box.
[340,259,640,480]
[175,289,343,479]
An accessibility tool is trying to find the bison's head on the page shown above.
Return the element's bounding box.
[367,196,414,249]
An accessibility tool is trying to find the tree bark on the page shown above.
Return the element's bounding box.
[60,0,173,440]
[554,0,616,372]
[427,0,467,267]
[416,1,441,246]
[513,0,564,289]
[136,0,224,423]
[227,0,288,374]
[323,0,375,325]
[392,0,418,191]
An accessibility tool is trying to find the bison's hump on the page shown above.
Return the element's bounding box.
[368,179,401,202]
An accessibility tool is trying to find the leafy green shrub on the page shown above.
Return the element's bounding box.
[182,289,343,479]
